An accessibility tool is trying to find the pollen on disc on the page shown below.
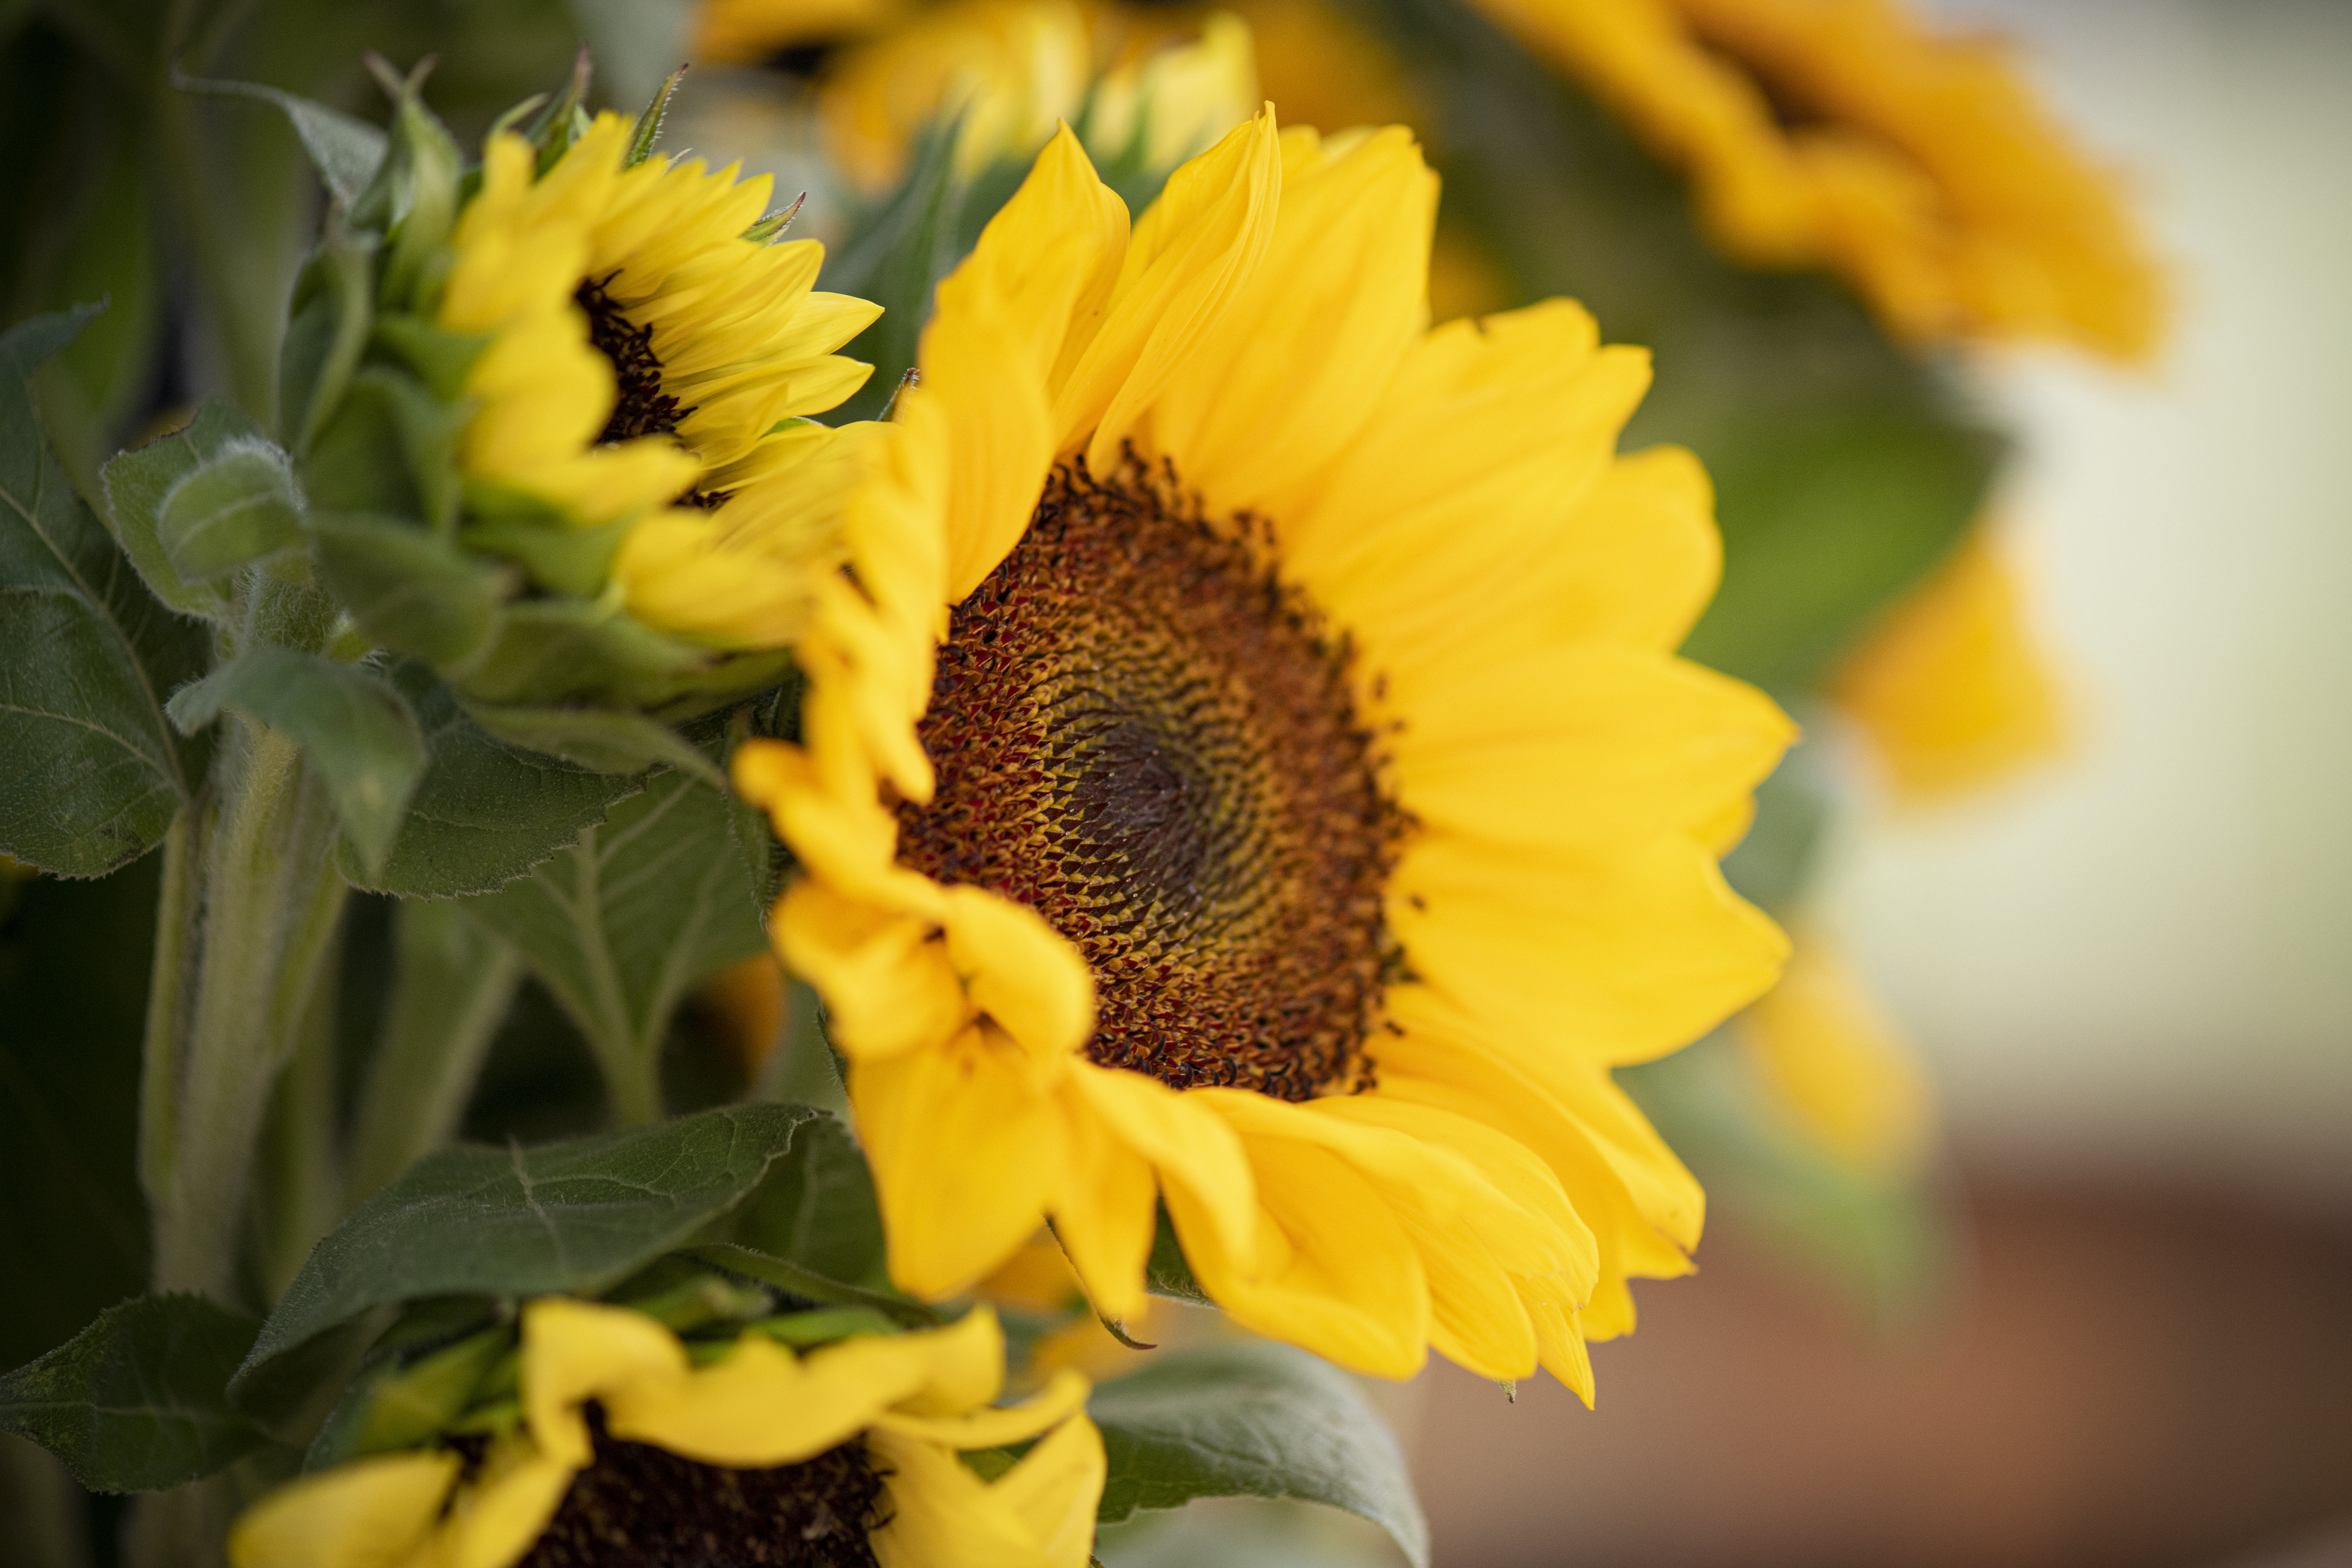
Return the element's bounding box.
[897,455,1405,1101]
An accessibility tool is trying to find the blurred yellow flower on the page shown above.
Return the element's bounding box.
[228,1302,1102,1568]
[735,113,1791,1392]
[439,110,885,647]
[1736,933,1934,1176]
[1832,526,2065,801]
[1469,0,2162,355]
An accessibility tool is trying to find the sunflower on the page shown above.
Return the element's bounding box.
[439,108,884,648]
[693,0,1258,198]
[734,113,1793,1387]
[1460,0,2160,355]
[227,1302,1101,1568]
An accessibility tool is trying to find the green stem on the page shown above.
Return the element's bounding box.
[348,901,523,1202]
[252,943,346,1302]
[149,717,346,1302]
[564,825,665,1128]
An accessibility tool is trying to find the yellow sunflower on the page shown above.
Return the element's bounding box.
[228,1302,1100,1568]
[1465,0,2161,355]
[734,113,1793,1388]
[439,109,885,648]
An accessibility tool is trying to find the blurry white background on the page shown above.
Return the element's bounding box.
[1828,0,2352,1199]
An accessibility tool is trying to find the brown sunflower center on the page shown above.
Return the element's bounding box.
[575,274,730,511]
[895,456,1403,1101]
[515,1407,887,1567]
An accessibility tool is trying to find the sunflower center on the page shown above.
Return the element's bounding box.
[896,457,1402,1101]
[515,1407,887,1567]
[577,274,728,511]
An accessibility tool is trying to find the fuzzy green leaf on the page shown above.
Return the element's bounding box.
[155,441,304,580]
[310,511,511,668]
[0,307,203,876]
[347,664,645,897]
[462,702,724,784]
[177,75,387,209]
[1090,1341,1429,1567]
[101,400,264,621]
[721,1113,891,1292]
[0,1294,268,1493]
[167,645,428,874]
[462,768,768,1116]
[231,1104,823,1416]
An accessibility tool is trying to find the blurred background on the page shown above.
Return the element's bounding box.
[1411,3,2352,1563]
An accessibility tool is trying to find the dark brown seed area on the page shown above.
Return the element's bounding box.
[578,273,691,445]
[515,1407,887,1568]
[895,457,1403,1101]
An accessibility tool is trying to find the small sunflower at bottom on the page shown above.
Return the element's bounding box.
[736,111,1794,1391]
[227,1302,1100,1568]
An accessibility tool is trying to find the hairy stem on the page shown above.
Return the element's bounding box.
[348,901,523,1201]
[149,717,347,1302]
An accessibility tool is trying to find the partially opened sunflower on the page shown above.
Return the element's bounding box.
[736,111,1793,1388]
[438,107,884,649]
[229,1302,1099,1568]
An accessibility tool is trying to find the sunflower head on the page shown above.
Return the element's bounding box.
[296,64,889,723]
[1467,0,2162,356]
[228,1295,1102,1568]
[737,111,1794,1392]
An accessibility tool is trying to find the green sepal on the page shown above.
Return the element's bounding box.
[524,48,594,173]
[624,65,688,169]
[461,699,726,785]
[352,365,469,530]
[354,57,463,312]
[371,314,490,405]
[100,399,269,622]
[154,438,305,581]
[454,593,707,707]
[303,370,426,519]
[1090,1341,1430,1568]
[605,1263,774,1333]
[303,1321,512,1470]
[457,489,633,598]
[823,114,969,425]
[279,211,379,456]
[310,510,513,668]
[165,644,430,875]
[743,1306,904,1348]
[1142,1205,1210,1306]
[0,1294,271,1494]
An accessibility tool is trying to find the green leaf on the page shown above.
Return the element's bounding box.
[167,645,428,875]
[100,400,263,621]
[278,214,379,457]
[463,769,769,1121]
[720,1113,891,1292]
[345,665,645,898]
[823,116,967,425]
[1143,1205,1211,1307]
[310,510,512,668]
[462,701,724,785]
[231,1104,824,1416]
[1090,1341,1429,1567]
[154,439,304,581]
[0,1295,268,1494]
[176,75,387,209]
[0,306,203,877]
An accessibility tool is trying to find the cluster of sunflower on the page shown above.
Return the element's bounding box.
[0,0,2152,1561]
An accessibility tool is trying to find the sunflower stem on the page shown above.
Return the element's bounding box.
[147,717,348,1303]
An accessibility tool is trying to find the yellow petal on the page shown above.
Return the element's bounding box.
[520,1298,688,1467]
[607,1332,922,1465]
[1045,1077,1161,1322]
[853,1024,1069,1299]
[1055,108,1282,471]
[942,884,1098,1061]
[773,878,967,1061]
[1063,1062,1258,1275]
[227,1452,457,1568]
[873,1367,1091,1447]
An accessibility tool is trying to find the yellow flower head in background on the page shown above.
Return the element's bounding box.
[440,110,885,647]
[697,0,1259,196]
[1469,0,2162,355]
[735,113,1793,1390]
[229,1302,1101,1568]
